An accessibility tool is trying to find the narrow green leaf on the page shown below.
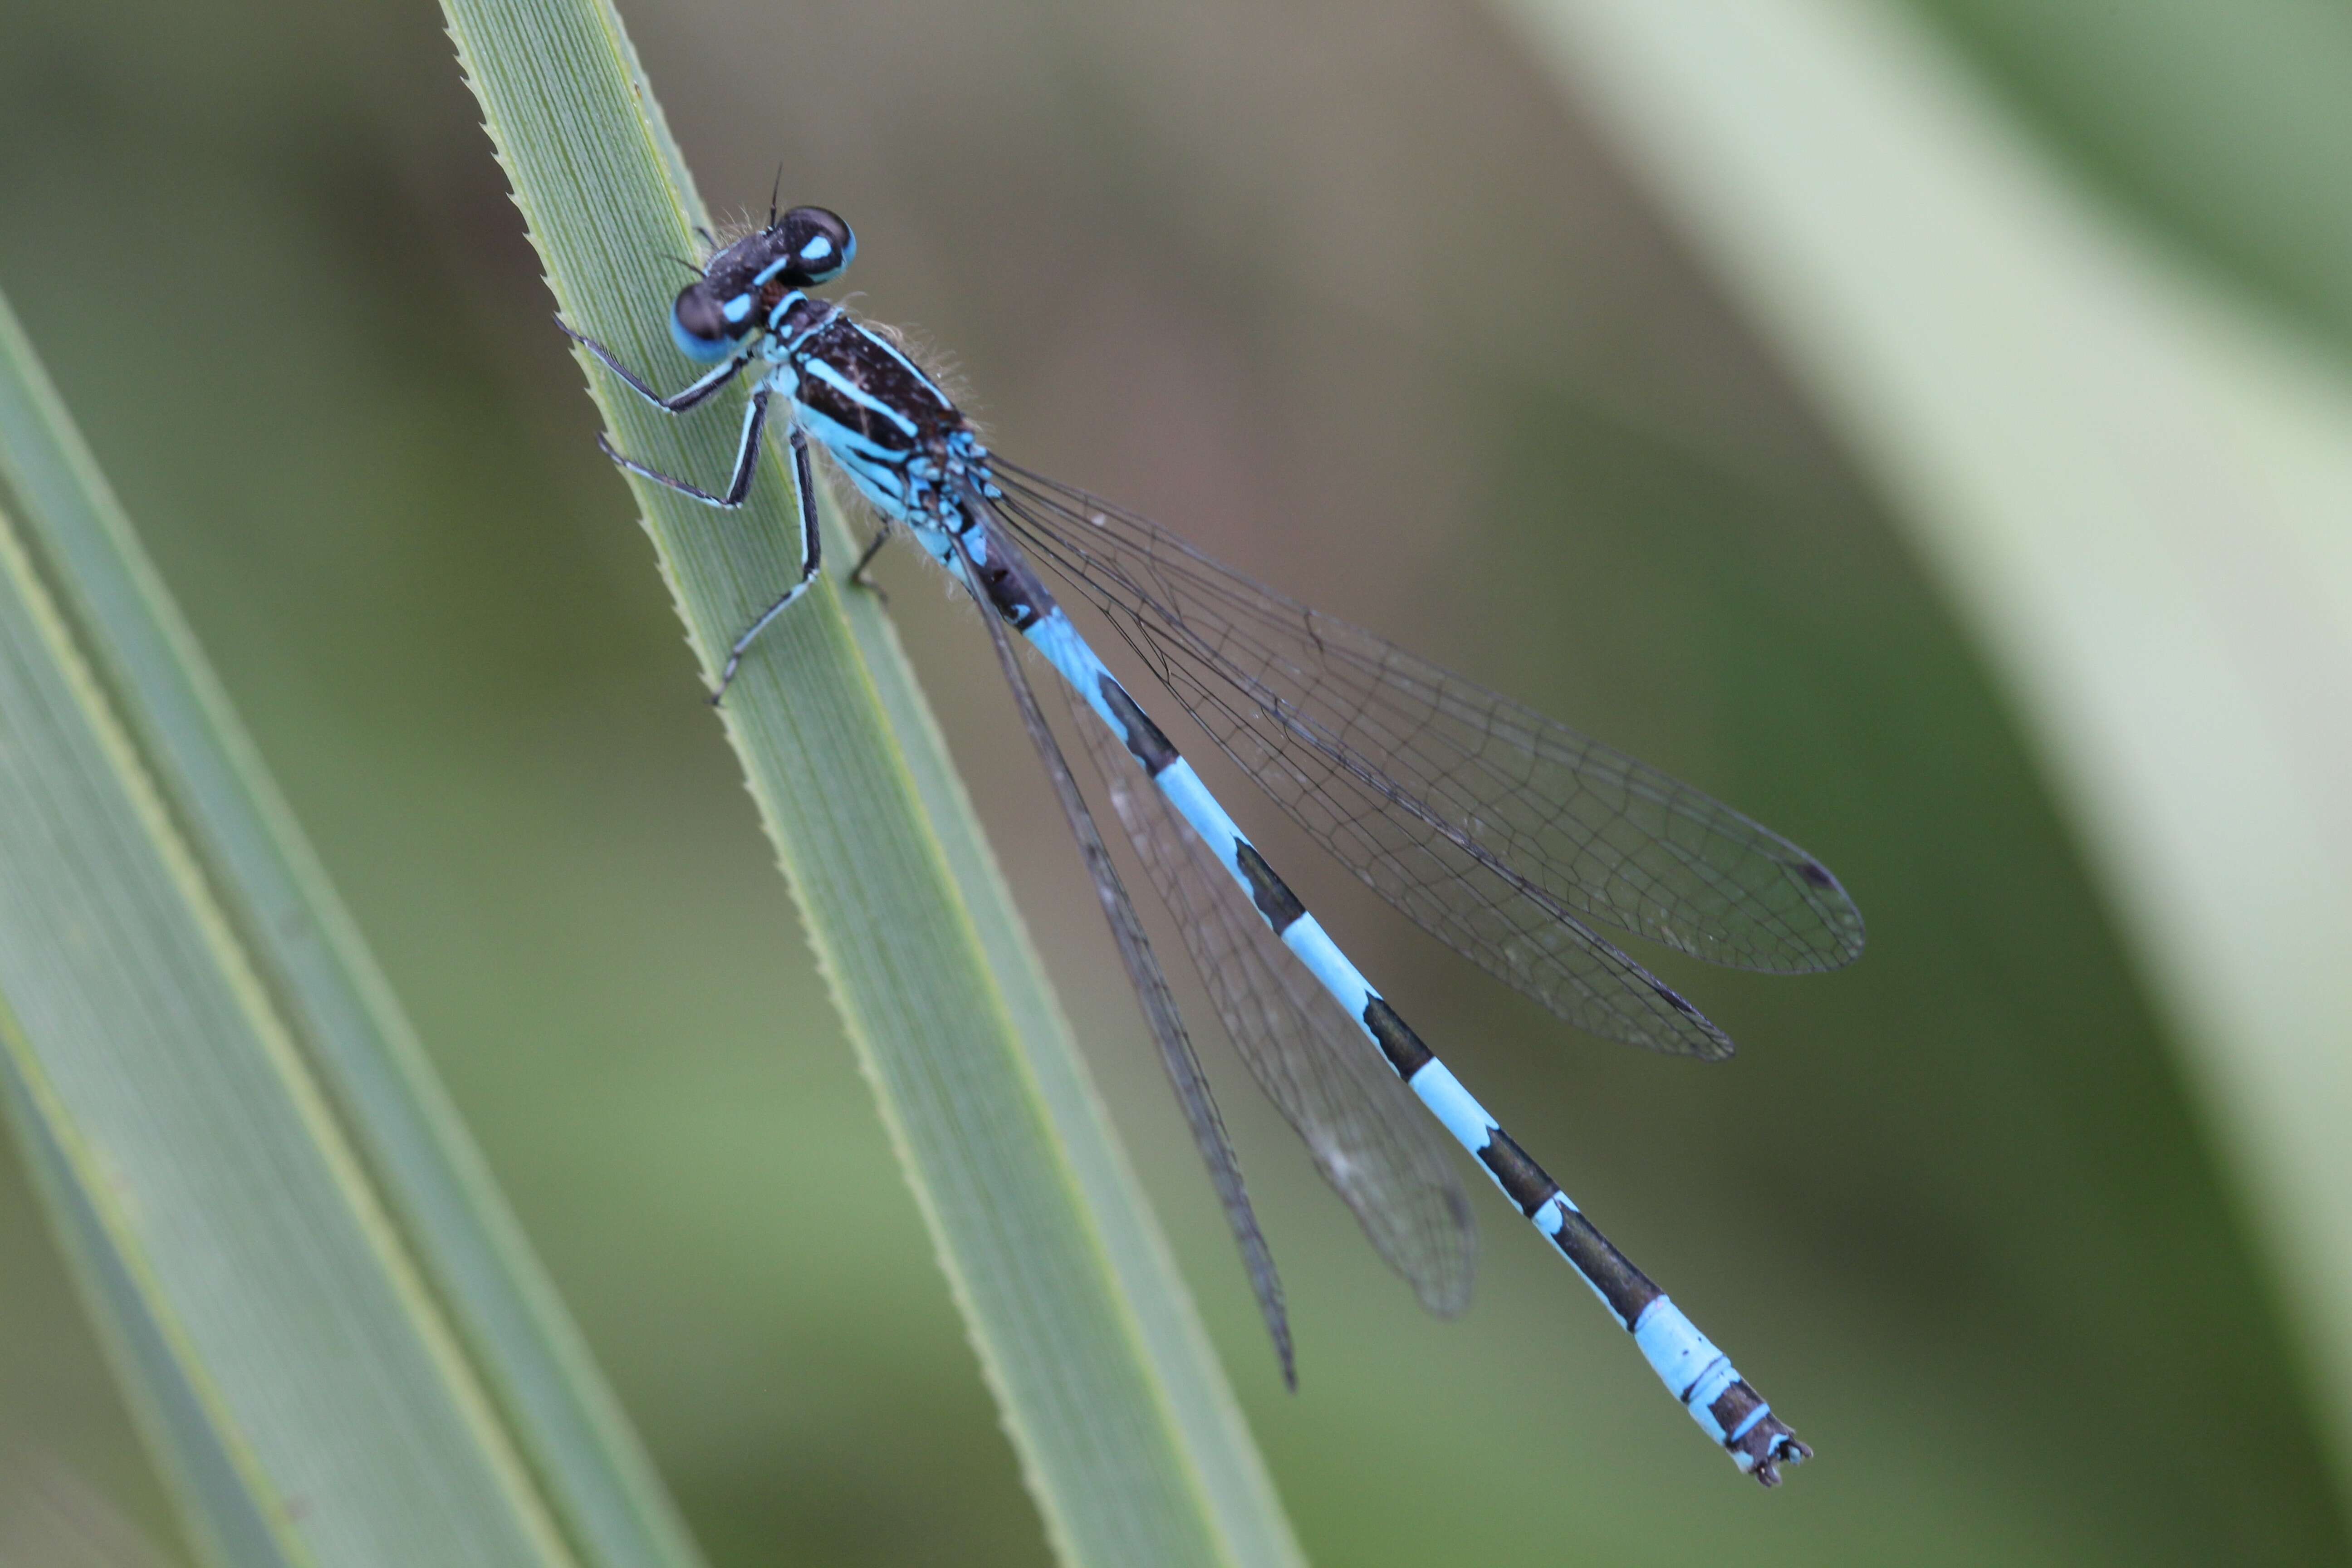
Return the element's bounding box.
[0,488,576,1563]
[0,1041,294,1568]
[1499,0,2352,1498]
[0,288,702,1568]
[436,1,1307,1564]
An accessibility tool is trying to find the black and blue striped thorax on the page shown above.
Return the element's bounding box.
[759,295,993,531]
[755,294,1053,633]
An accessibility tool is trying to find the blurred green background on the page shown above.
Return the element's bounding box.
[1,0,2346,1563]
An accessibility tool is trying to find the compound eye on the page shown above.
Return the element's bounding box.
[670,282,748,361]
[781,206,856,284]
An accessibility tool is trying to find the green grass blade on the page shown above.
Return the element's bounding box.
[0,289,702,1568]
[1499,0,2352,1498]
[437,2,1306,1564]
[0,490,578,1565]
[0,1043,294,1568]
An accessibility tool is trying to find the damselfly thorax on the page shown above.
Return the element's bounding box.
[761,294,997,539]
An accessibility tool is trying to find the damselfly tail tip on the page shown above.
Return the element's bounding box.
[1734,1418,1810,1488]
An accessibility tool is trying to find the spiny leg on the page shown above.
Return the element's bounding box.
[848,523,892,601]
[556,318,751,412]
[711,425,825,702]
[602,387,771,510]
[556,318,817,686]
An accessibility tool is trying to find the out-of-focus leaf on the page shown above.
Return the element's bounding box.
[1905,0,2352,358]
[0,282,702,1568]
[1499,0,2352,1501]
[0,1436,184,1568]
[0,485,576,1564]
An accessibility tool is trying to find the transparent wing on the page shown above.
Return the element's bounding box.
[1073,686,1477,1317]
[990,461,1864,1058]
[958,528,1295,1386]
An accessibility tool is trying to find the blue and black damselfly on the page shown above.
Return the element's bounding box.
[560,202,1862,1486]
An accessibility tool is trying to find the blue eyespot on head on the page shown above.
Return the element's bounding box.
[670,281,746,362]
[778,206,855,285]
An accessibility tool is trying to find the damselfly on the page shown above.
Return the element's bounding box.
[560,202,1862,1486]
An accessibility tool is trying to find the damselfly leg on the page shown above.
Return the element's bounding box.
[559,322,824,699]
[558,319,751,411]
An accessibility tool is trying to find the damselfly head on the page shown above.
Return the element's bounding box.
[771,206,856,284]
[669,206,859,362]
